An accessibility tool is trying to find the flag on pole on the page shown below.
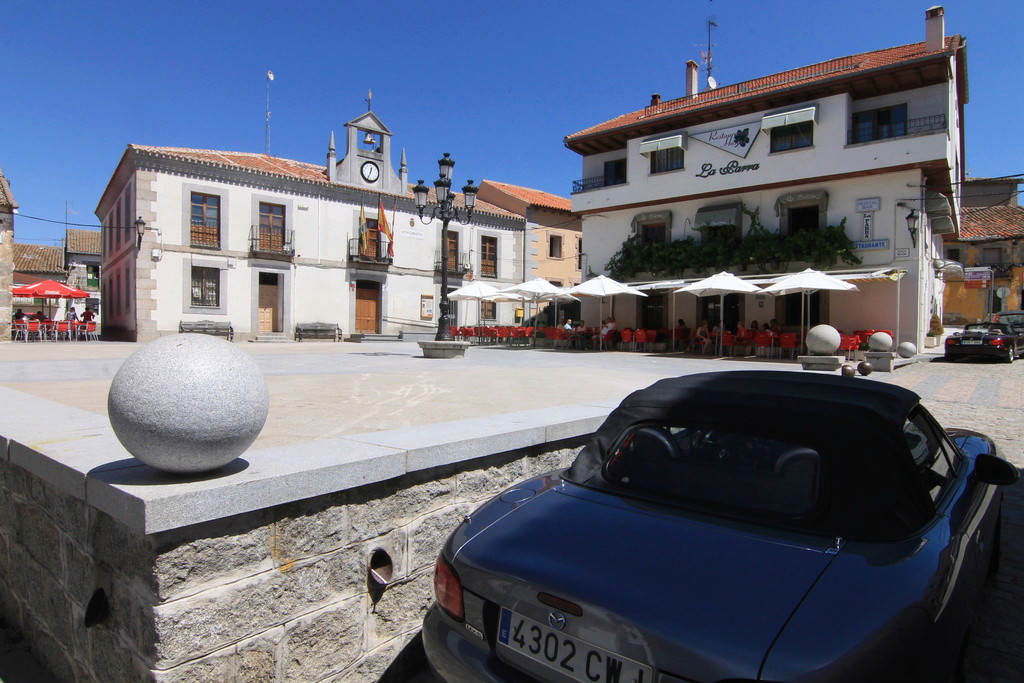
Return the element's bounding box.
[378,197,394,257]
[358,202,368,252]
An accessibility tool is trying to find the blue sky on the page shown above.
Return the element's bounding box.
[4,0,1022,245]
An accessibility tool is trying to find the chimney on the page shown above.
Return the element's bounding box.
[326,131,337,182]
[685,60,699,97]
[925,6,945,52]
[650,93,662,107]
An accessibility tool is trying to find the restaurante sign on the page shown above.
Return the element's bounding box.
[691,122,762,158]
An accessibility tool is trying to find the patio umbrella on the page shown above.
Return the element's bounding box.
[12,280,90,299]
[567,275,647,336]
[12,279,91,319]
[675,272,764,354]
[760,268,858,351]
[499,278,575,326]
[448,282,527,326]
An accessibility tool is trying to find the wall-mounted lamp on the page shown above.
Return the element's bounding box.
[135,216,147,248]
[897,203,920,248]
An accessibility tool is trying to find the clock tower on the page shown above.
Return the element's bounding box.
[330,110,407,195]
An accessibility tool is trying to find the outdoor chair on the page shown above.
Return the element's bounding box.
[778,333,800,359]
[619,328,635,351]
[754,332,775,358]
[720,331,735,356]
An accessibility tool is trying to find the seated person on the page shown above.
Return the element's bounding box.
[11,308,25,321]
[65,306,79,321]
[675,319,690,349]
[81,308,96,323]
[694,320,712,353]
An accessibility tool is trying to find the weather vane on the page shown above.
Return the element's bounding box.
[366,89,373,112]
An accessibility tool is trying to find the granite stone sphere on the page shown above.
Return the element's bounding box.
[108,333,269,473]
[897,341,917,358]
[806,324,841,355]
[868,331,893,352]
[857,361,874,376]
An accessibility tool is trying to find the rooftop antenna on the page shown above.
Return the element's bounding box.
[265,70,274,155]
[699,17,718,89]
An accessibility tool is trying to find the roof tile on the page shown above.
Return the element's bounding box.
[129,145,520,220]
[481,180,572,212]
[66,229,101,254]
[958,205,1024,241]
[566,37,963,144]
[13,243,64,274]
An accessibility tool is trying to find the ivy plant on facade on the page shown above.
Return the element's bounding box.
[606,205,861,280]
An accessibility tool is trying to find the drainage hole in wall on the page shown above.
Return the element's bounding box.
[84,588,110,628]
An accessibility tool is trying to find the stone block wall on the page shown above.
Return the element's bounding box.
[0,436,581,682]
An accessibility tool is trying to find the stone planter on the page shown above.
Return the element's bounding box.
[417,340,470,359]
[924,336,940,348]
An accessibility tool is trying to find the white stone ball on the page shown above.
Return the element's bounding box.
[868,332,893,352]
[806,324,841,355]
[897,341,917,358]
[108,334,269,473]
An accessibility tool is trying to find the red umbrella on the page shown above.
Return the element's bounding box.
[12,279,90,299]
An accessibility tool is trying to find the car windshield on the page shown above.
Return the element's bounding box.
[964,323,1009,334]
[995,313,1024,328]
[603,424,821,518]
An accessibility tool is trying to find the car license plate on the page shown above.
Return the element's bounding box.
[498,607,652,683]
[962,339,983,345]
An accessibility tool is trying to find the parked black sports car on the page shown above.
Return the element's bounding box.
[423,371,1018,683]
[945,322,1024,362]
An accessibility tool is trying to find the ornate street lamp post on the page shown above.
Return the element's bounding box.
[413,153,478,341]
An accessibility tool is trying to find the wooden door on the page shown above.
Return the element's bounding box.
[258,284,279,332]
[355,281,380,334]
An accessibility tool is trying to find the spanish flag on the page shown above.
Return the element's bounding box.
[358,202,368,252]
[378,197,394,257]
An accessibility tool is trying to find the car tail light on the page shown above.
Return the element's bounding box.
[945,337,956,346]
[434,554,464,621]
[989,338,1005,347]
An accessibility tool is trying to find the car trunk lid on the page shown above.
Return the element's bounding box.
[455,483,836,681]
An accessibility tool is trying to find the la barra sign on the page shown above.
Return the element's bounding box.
[696,160,761,179]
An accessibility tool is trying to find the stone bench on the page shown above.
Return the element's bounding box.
[295,322,341,342]
[179,320,234,340]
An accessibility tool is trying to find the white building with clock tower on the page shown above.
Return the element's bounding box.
[95,107,534,342]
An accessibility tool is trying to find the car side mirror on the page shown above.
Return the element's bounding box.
[974,453,1020,486]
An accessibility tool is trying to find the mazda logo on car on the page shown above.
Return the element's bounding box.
[548,611,566,630]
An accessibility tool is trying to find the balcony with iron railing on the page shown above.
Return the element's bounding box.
[571,174,628,194]
[190,221,221,249]
[479,259,498,278]
[249,226,294,261]
[434,250,472,274]
[847,114,946,145]
[348,237,394,265]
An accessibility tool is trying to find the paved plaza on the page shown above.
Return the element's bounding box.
[1,339,1022,681]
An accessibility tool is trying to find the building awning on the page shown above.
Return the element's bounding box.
[775,189,829,217]
[930,214,956,234]
[924,191,951,216]
[694,203,743,230]
[761,106,817,130]
[638,134,686,155]
[632,268,905,291]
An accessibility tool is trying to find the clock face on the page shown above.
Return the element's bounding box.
[361,161,380,182]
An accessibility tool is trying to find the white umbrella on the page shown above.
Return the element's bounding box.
[568,275,647,346]
[760,268,858,351]
[675,272,765,354]
[500,278,573,327]
[568,274,648,298]
[448,281,518,326]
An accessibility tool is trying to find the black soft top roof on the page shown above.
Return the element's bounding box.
[565,371,932,539]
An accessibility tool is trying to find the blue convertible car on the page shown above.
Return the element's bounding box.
[423,371,1018,682]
